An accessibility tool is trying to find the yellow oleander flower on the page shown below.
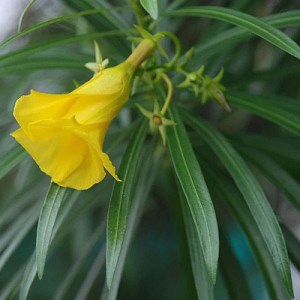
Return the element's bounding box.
[11,39,156,190]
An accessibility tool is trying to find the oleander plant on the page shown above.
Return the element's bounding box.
[1,0,300,299]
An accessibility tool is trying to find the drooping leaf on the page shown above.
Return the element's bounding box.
[193,10,300,62]
[203,166,291,300]
[166,105,219,284]
[103,139,157,300]
[36,183,67,279]
[19,254,37,300]
[178,189,214,300]
[183,110,293,296]
[19,189,79,300]
[106,119,148,288]
[167,6,300,59]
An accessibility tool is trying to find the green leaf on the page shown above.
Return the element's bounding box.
[236,146,300,211]
[0,58,85,75]
[0,31,125,67]
[106,119,148,289]
[0,9,111,49]
[183,111,293,297]
[166,105,219,283]
[0,145,27,180]
[36,183,67,279]
[193,10,300,62]
[63,0,129,32]
[18,189,79,300]
[179,190,214,300]
[204,167,291,300]
[63,0,129,55]
[19,254,37,300]
[227,92,300,136]
[103,139,157,300]
[18,0,37,32]
[167,6,300,59]
[140,0,159,20]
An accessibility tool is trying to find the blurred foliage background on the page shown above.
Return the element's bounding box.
[0,0,300,299]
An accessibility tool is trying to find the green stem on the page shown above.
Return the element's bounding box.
[160,73,173,115]
[126,39,156,69]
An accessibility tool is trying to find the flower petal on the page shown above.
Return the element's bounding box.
[11,127,84,182]
[100,152,121,182]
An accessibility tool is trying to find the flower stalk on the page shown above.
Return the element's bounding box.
[127,38,156,69]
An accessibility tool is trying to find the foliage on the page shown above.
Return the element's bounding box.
[0,0,300,299]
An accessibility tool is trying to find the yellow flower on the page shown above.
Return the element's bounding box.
[11,38,156,190]
[11,62,133,190]
[11,39,156,190]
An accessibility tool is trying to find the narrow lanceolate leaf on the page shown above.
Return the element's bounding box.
[0,145,26,180]
[183,111,293,297]
[140,0,159,19]
[179,190,214,300]
[19,190,79,300]
[0,31,125,67]
[167,6,300,59]
[18,0,37,32]
[167,105,219,283]
[36,183,67,279]
[19,253,37,300]
[205,168,291,300]
[194,10,300,61]
[237,146,300,211]
[228,92,300,136]
[0,9,106,48]
[106,119,148,289]
[104,140,157,300]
